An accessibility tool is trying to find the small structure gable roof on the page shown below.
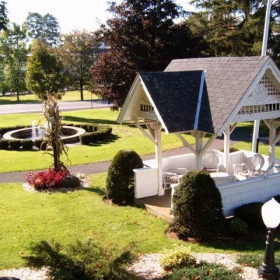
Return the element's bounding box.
[118,56,280,136]
[165,56,272,134]
[139,71,212,133]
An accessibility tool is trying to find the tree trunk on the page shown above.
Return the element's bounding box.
[16,89,20,102]
[80,79,84,101]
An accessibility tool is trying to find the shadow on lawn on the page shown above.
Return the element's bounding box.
[85,187,106,196]
[198,230,280,253]
[62,115,117,125]
[84,134,120,147]
[0,98,40,105]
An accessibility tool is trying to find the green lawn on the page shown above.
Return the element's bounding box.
[0,90,97,104]
[0,108,278,270]
[0,110,278,173]
[0,109,190,172]
[0,173,183,269]
[0,173,273,270]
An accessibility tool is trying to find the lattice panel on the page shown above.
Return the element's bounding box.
[260,74,280,96]
[239,74,280,115]
[139,111,158,121]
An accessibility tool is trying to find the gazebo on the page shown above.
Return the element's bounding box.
[117,56,280,215]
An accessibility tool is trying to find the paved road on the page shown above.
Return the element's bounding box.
[0,100,110,114]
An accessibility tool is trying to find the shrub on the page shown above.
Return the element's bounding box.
[234,202,264,230]
[0,127,12,135]
[80,124,89,131]
[23,239,137,280]
[171,170,225,240]
[0,139,9,149]
[80,133,92,145]
[9,139,21,150]
[160,246,196,271]
[87,125,96,132]
[78,125,112,145]
[34,138,47,150]
[229,217,249,236]
[106,149,143,205]
[91,127,112,142]
[161,262,240,280]
[25,168,70,190]
[21,139,34,150]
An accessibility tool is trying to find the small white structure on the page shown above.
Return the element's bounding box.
[117,56,280,215]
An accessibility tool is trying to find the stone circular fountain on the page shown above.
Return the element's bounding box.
[3,126,86,144]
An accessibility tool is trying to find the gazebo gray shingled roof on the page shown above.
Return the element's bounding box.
[139,71,212,133]
[165,56,270,135]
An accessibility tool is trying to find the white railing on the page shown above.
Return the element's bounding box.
[134,168,158,199]
[219,173,280,216]
[136,151,280,216]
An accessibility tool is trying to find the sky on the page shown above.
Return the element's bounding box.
[6,0,194,34]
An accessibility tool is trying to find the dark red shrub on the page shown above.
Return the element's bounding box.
[25,168,70,190]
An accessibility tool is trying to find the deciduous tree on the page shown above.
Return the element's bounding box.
[23,12,60,46]
[58,30,100,100]
[91,0,205,109]
[0,23,27,100]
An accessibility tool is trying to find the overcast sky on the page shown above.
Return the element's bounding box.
[6,0,194,33]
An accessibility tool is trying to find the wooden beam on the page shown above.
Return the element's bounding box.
[175,133,196,154]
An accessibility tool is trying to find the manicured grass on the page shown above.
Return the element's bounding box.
[0,90,97,104]
[0,111,278,172]
[0,108,278,271]
[0,173,274,270]
[0,173,185,269]
[0,109,191,172]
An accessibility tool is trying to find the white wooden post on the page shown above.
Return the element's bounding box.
[195,131,204,170]
[154,122,164,196]
[223,126,230,172]
[252,0,272,152]
[269,124,276,164]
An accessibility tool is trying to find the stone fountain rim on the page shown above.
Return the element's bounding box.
[3,126,86,142]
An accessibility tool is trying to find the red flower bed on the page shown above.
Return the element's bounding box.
[25,168,70,190]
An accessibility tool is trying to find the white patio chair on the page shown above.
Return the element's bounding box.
[202,149,224,172]
[162,168,187,189]
[233,153,265,180]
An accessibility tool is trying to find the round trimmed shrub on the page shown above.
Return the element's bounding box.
[0,139,9,150]
[234,202,264,230]
[9,139,21,150]
[21,139,34,150]
[106,149,143,205]
[229,217,249,236]
[171,170,225,240]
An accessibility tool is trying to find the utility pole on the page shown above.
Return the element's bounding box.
[252,0,272,152]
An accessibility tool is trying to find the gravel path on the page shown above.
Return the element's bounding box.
[0,253,259,280]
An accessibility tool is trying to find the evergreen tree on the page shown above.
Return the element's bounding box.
[189,0,266,56]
